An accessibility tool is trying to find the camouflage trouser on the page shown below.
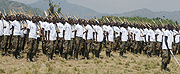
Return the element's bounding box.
[2,36,9,54]
[102,36,106,48]
[113,38,120,51]
[178,43,180,54]
[147,42,155,54]
[156,42,161,51]
[134,41,141,52]
[0,36,4,50]
[27,38,36,54]
[19,38,23,51]
[75,37,83,51]
[93,42,100,51]
[12,36,20,52]
[47,41,56,54]
[63,40,70,53]
[119,41,127,52]
[172,43,177,55]
[162,49,171,64]
[56,38,64,53]
[34,38,41,54]
[106,41,112,52]
[86,39,92,53]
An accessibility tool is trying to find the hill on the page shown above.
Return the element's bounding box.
[27,0,109,19]
[0,0,43,16]
[114,8,180,23]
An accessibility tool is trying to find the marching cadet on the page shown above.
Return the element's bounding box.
[63,18,72,60]
[119,23,129,57]
[74,19,85,60]
[46,17,58,60]
[134,24,142,54]
[161,24,173,71]
[69,18,76,59]
[172,26,180,55]
[56,18,64,57]
[11,14,23,59]
[142,24,149,55]
[93,21,103,58]
[0,13,4,52]
[84,20,94,59]
[113,22,121,52]
[155,25,163,57]
[139,25,145,54]
[26,16,38,62]
[147,25,156,57]
[105,22,114,57]
[2,15,11,56]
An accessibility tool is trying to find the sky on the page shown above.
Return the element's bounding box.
[10,0,180,14]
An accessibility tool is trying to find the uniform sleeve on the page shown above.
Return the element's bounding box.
[27,23,31,29]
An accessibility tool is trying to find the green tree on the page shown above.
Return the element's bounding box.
[44,0,61,15]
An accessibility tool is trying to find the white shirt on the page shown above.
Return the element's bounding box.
[120,27,128,41]
[106,25,114,42]
[113,26,120,38]
[27,22,37,39]
[143,28,149,42]
[12,20,22,36]
[63,22,72,40]
[48,23,57,41]
[148,29,155,42]
[94,25,103,42]
[3,20,10,36]
[173,30,179,43]
[134,28,141,41]
[140,28,144,41]
[155,29,163,42]
[75,24,85,37]
[45,22,51,40]
[162,30,172,49]
[86,24,94,40]
[131,27,136,40]
[71,24,75,38]
[57,22,64,38]
[0,19,4,36]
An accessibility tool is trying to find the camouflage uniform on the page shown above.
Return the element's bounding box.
[119,41,127,56]
[134,41,141,54]
[113,37,120,52]
[172,43,177,55]
[74,37,83,59]
[92,42,100,58]
[56,38,64,56]
[27,38,36,54]
[2,36,9,55]
[47,41,56,60]
[12,36,20,58]
[161,49,171,70]
[147,42,155,57]
[69,38,75,57]
[63,40,70,59]
[155,42,162,57]
[106,41,112,57]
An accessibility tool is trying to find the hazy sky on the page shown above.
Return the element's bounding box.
[10,0,180,14]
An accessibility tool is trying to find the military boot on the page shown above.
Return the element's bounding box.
[27,53,31,62]
[30,53,36,62]
[147,52,152,57]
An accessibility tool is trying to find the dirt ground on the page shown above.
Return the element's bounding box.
[0,45,180,74]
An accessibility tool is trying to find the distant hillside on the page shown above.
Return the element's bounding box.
[27,0,109,19]
[113,8,180,23]
[0,0,43,16]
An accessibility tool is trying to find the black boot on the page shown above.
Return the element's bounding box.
[147,52,152,57]
[106,51,109,57]
[30,53,36,62]
[27,53,31,62]
[95,51,99,58]
[51,53,53,60]
[119,51,123,57]
[13,52,18,59]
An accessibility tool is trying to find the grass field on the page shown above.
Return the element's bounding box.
[0,46,180,74]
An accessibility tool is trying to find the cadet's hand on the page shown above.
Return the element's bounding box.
[56,30,60,33]
[4,26,6,28]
